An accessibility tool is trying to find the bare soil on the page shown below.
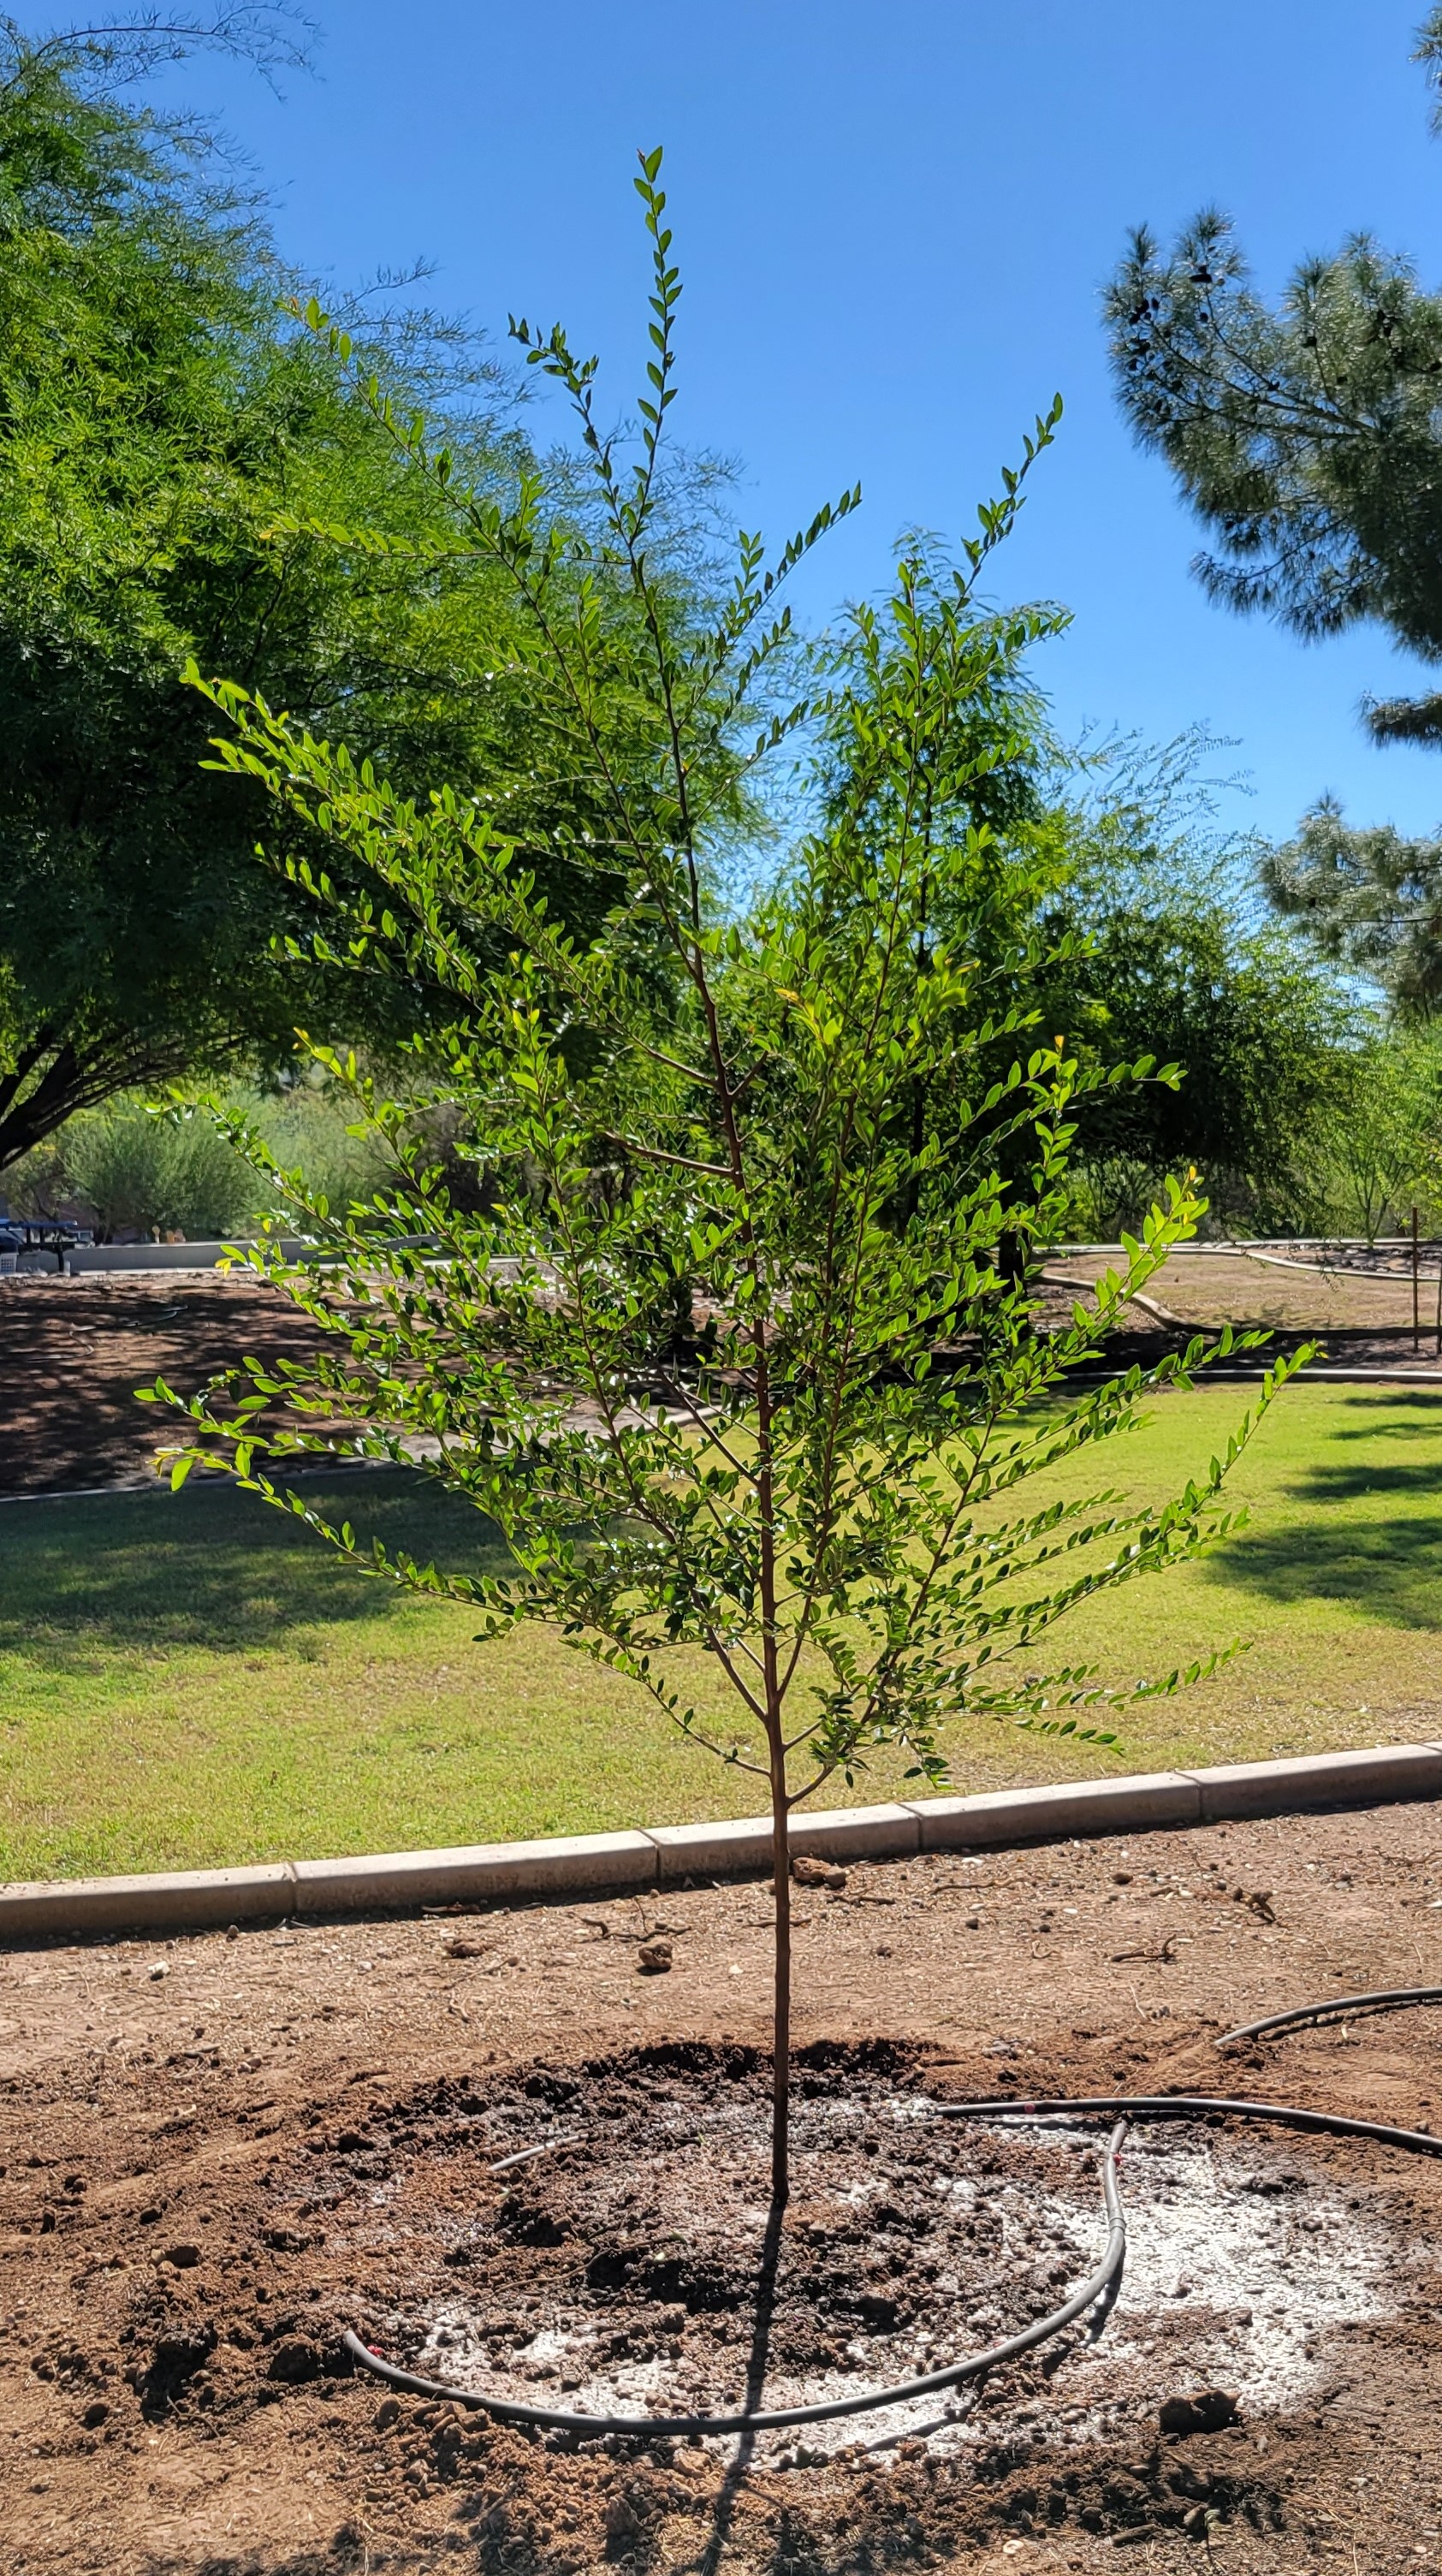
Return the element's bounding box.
[0,1274,323,1495]
[5,1804,1442,2573]
[6,1251,1433,1509]
[1049,1251,1442,1368]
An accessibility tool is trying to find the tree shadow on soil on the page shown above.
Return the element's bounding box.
[691,2196,786,2576]
[0,1472,513,1667]
[1201,1391,1442,1630]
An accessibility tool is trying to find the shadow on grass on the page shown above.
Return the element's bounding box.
[1201,1389,1442,1630]
[1311,1389,1442,1439]
[0,1470,513,1665]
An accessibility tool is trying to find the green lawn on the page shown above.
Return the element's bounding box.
[3,1378,1442,1881]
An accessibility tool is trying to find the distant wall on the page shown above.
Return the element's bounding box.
[66,1240,307,1274]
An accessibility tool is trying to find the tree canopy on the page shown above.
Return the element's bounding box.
[0,26,737,1177]
[1101,12,1442,1030]
[1106,208,1442,745]
[1262,798,1442,1017]
[1104,12,1442,754]
[1029,750,1346,1232]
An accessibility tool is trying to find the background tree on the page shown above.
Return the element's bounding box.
[1054,910,1342,1238]
[813,703,1351,1243]
[0,23,741,1178]
[153,158,1290,2204]
[1101,14,1442,1018]
[1103,3,1442,749]
[1298,1022,1442,1243]
[1262,798,1442,1018]
[784,543,1074,1257]
[1105,203,1442,744]
[1029,746,1346,1235]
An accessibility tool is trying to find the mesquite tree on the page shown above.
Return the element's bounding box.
[151,153,1293,2202]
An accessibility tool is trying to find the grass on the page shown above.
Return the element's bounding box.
[3,1377,1442,1881]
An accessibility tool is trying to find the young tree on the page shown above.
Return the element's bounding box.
[153,155,1294,2202]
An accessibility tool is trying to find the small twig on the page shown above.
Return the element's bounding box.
[1111,1937,1178,1965]
[488,2130,586,2175]
[858,2388,979,2452]
[589,1914,692,1944]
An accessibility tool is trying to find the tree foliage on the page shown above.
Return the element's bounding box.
[1301,1024,1442,1242]
[1028,748,1347,1232]
[1102,17,1442,1095]
[0,27,739,1174]
[150,157,1294,2199]
[1057,911,1340,1236]
[1105,17,1442,750]
[1263,798,1442,1018]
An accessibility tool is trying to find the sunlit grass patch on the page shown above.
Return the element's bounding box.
[2,1378,1439,1879]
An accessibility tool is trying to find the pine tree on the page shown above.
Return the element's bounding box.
[1106,10,1442,753]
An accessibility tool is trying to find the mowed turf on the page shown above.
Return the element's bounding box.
[2,1376,1441,1881]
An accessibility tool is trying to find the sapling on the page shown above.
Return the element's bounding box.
[151,152,1297,2205]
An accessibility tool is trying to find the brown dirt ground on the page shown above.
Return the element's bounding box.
[8,1251,1436,1507]
[0,1274,324,1494]
[5,1803,1442,2575]
[3,1249,1437,1501]
[0,1276,1160,1502]
[1049,1253,1442,1367]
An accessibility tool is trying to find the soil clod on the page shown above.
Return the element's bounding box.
[792,1857,849,1891]
[1160,2391,1243,2437]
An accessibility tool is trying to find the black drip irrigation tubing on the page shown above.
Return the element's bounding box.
[935,2093,1442,2158]
[344,1990,1442,2443]
[344,2122,1129,2437]
[1219,1985,1442,2046]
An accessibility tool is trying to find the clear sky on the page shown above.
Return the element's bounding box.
[73,0,1442,846]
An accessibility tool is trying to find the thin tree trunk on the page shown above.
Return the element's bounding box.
[750,1305,789,2206]
[768,1731,791,2207]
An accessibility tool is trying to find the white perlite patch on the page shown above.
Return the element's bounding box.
[399,2108,1415,2465]
[976,2123,1397,2464]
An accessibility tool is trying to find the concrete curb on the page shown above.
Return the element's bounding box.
[5,1741,1442,1941]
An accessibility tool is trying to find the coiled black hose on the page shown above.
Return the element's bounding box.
[344,2015,1442,2440]
[343,2119,1129,2437]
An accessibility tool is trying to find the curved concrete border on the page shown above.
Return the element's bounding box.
[3,1742,1442,1940]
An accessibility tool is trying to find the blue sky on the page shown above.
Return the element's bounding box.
[98,0,1442,844]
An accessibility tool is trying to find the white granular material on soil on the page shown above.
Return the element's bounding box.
[405,2112,1409,2466]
